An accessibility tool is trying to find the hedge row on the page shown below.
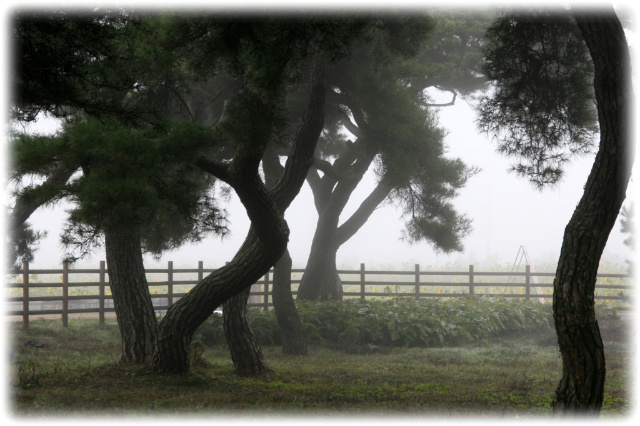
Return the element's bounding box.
[194,296,591,348]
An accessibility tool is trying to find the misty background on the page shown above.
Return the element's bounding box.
[16,93,637,272]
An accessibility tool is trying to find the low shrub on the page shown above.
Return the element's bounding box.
[195,296,561,348]
[194,312,226,345]
[296,297,554,347]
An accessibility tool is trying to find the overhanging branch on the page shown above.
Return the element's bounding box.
[335,175,393,247]
[424,86,458,107]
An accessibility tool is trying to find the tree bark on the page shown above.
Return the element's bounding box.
[552,9,632,414]
[261,148,308,355]
[297,140,372,301]
[154,229,285,372]
[153,55,327,373]
[297,227,343,301]
[104,224,158,363]
[272,249,308,354]
[219,138,310,373]
[297,158,391,301]
[223,285,266,376]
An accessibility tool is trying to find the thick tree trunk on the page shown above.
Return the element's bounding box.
[552,10,632,414]
[298,172,392,301]
[223,285,266,376]
[297,230,343,301]
[272,249,308,354]
[296,168,359,302]
[153,54,326,374]
[217,144,308,373]
[104,224,158,364]
[153,229,285,373]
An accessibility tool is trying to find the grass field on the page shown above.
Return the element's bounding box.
[7,314,633,418]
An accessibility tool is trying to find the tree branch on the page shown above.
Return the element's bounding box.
[335,175,393,247]
[337,110,360,138]
[424,86,458,107]
[305,168,327,213]
[312,157,344,181]
[271,54,328,210]
[329,90,368,130]
[194,155,234,185]
[9,163,77,230]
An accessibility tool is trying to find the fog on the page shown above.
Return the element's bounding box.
[18,97,637,272]
[7,3,638,272]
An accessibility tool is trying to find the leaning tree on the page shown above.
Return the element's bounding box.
[477,6,633,414]
[219,12,488,366]
[151,16,367,373]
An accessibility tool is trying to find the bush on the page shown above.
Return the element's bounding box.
[194,296,559,348]
[296,297,554,347]
[193,312,226,346]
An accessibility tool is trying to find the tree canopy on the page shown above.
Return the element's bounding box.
[477,9,598,188]
[11,118,228,262]
[294,12,491,300]
[12,10,173,124]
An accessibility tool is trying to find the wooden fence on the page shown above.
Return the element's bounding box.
[6,261,633,327]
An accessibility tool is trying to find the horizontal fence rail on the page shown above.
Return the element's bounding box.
[6,261,633,327]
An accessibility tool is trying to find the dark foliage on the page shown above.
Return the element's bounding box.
[10,117,228,262]
[12,11,165,124]
[192,297,580,349]
[477,10,597,188]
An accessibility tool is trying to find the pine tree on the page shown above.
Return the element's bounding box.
[478,7,633,414]
[10,117,228,363]
[10,11,228,363]
[296,13,484,300]
[152,16,367,373]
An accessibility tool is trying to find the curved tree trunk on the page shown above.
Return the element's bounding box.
[219,139,311,373]
[223,285,266,376]
[104,224,158,363]
[272,249,308,354]
[552,9,632,414]
[153,228,286,373]
[153,55,327,373]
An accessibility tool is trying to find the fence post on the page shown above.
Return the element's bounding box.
[263,271,270,311]
[415,264,420,299]
[469,265,475,296]
[62,262,69,327]
[360,263,366,300]
[22,261,29,328]
[99,261,105,325]
[198,260,204,282]
[525,265,531,300]
[167,261,174,307]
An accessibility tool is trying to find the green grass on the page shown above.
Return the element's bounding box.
[8,316,632,418]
